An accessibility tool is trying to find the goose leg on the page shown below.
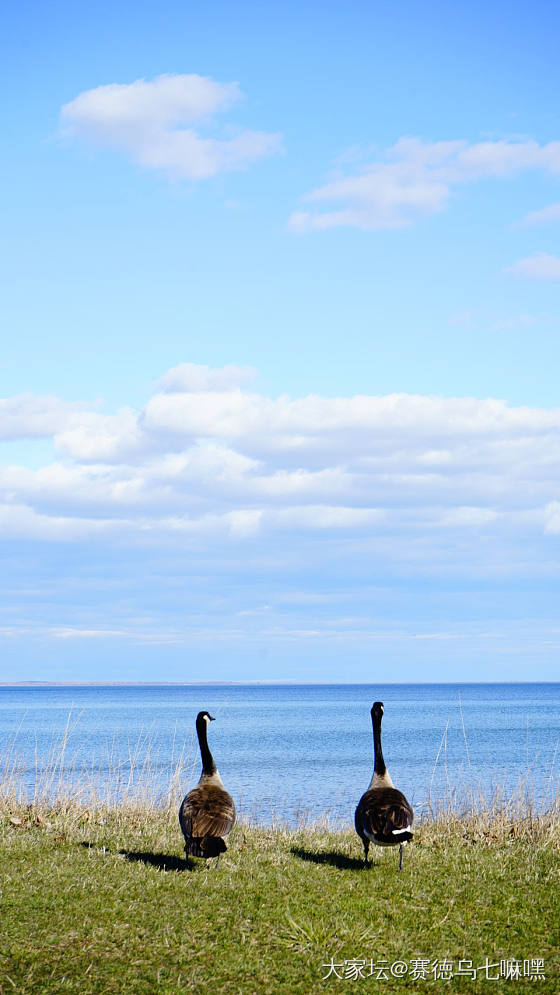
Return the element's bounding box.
[399,843,404,871]
[363,839,369,867]
[215,853,221,869]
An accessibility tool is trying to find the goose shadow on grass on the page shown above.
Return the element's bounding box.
[80,841,191,872]
[290,846,366,871]
[119,850,191,872]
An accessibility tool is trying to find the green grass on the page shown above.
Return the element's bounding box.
[0,801,558,994]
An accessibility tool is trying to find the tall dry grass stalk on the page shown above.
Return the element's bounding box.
[0,711,197,817]
[1,711,558,840]
[419,711,560,844]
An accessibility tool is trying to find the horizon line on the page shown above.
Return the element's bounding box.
[1,680,558,687]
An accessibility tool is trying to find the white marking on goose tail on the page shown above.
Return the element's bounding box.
[392,827,412,835]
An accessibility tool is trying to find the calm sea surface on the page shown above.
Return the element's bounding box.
[0,683,558,823]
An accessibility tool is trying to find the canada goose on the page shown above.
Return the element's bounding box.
[179,711,236,863]
[354,701,413,871]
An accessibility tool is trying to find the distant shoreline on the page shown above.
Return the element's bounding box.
[1,680,558,687]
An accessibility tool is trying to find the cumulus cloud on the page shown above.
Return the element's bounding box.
[288,137,560,231]
[504,253,560,281]
[61,73,282,180]
[141,388,560,453]
[2,364,560,556]
[156,362,256,393]
[55,408,143,462]
[4,370,560,671]
[0,394,95,441]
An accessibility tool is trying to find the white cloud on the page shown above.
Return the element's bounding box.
[0,502,117,541]
[504,253,560,281]
[0,394,94,441]
[141,388,559,449]
[517,203,560,226]
[226,509,263,538]
[439,506,499,528]
[289,137,560,231]
[144,388,264,440]
[55,407,142,461]
[447,310,474,328]
[544,501,560,534]
[253,468,350,501]
[271,505,384,530]
[62,73,239,130]
[2,365,560,584]
[490,314,537,332]
[50,627,132,640]
[61,73,282,180]
[156,362,256,393]
[3,368,560,679]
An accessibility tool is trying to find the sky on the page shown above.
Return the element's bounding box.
[1,0,559,682]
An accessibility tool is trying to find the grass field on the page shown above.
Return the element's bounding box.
[0,798,558,995]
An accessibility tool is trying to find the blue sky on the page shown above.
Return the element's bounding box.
[1,0,559,681]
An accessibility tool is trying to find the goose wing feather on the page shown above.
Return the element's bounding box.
[355,786,413,839]
[179,784,236,841]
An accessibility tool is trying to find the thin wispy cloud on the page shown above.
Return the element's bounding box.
[60,73,282,180]
[289,137,560,231]
[544,500,560,534]
[504,253,560,281]
[516,203,560,226]
[490,314,537,332]
[0,394,96,441]
[156,362,257,393]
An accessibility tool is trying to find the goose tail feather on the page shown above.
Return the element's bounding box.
[185,836,227,858]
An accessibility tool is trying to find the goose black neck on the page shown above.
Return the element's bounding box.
[196,716,217,775]
[372,709,387,776]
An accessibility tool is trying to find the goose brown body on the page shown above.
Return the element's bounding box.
[355,702,414,869]
[179,711,236,859]
[355,785,414,848]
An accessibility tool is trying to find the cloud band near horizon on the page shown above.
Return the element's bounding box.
[1,362,560,551]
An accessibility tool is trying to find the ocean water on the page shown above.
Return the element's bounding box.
[0,683,558,823]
